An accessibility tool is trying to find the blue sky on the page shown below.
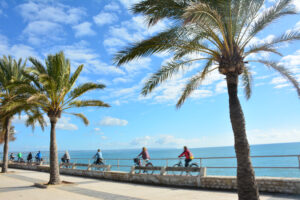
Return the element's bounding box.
[0,0,299,152]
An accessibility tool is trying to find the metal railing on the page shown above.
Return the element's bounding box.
[2,154,300,171]
[49,154,300,170]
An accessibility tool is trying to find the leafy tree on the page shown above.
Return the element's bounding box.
[114,0,300,199]
[24,51,110,184]
[0,56,45,173]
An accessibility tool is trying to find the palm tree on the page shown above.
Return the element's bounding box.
[0,56,45,173]
[24,51,110,184]
[113,0,300,199]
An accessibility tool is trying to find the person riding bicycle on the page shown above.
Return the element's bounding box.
[138,147,150,166]
[61,150,70,163]
[93,149,103,165]
[178,146,194,167]
[17,152,23,162]
[9,153,15,161]
[35,151,42,163]
[27,152,33,163]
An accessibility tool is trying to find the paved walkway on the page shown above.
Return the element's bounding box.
[0,169,299,200]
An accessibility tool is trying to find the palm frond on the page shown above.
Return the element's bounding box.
[114,26,183,65]
[67,100,110,109]
[241,66,252,100]
[245,31,300,56]
[68,83,106,102]
[132,0,187,26]
[243,0,296,47]
[255,60,300,97]
[141,58,209,96]
[176,59,214,108]
[65,112,89,125]
[25,109,46,131]
[28,57,47,74]
[69,64,84,88]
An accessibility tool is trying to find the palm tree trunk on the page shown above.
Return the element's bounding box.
[226,73,260,200]
[1,117,12,173]
[48,116,61,184]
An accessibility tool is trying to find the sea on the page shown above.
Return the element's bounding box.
[3,142,300,178]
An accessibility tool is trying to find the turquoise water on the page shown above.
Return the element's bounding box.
[3,142,300,177]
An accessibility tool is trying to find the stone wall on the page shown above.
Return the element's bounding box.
[200,176,300,194]
[6,163,300,194]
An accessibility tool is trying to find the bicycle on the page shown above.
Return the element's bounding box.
[172,158,199,176]
[92,159,105,171]
[133,157,154,174]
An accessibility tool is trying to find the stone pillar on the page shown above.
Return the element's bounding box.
[130,166,135,174]
[160,167,166,175]
[200,167,207,177]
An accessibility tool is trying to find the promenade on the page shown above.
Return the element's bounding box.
[0,169,300,200]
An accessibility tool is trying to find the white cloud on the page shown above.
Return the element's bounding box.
[23,20,62,45]
[130,135,203,148]
[248,129,300,144]
[123,57,151,73]
[73,22,96,37]
[215,80,227,94]
[103,38,126,47]
[56,117,78,130]
[19,1,86,44]
[118,0,140,9]
[292,0,300,12]
[0,34,38,59]
[94,127,101,131]
[104,2,121,11]
[270,77,286,85]
[113,77,132,84]
[49,42,125,75]
[101,136,107,140]
[99,116,128,126]
[18,1,85,24]
[93,12,118,26]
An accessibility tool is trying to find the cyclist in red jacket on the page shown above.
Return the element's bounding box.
[178,146,194,167]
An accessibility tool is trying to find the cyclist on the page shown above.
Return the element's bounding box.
[17,152,23,162]
[9,153,15,161]
[27,152,33,163]
[93,149,103,165]
[138,147,150,166]
[35,151,42,163]
[178,146,194,167]
[61,150,70,163]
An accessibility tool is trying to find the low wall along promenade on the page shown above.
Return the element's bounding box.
[5,162,300,194]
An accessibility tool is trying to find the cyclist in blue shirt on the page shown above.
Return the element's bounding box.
[35,151,42,163]
[93,149,103,164]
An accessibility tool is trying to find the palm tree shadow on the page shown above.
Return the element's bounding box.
[0,185,35,193]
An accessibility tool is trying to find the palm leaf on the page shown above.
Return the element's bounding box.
[242,66,252,100]
[67,100,110,109]
[65,112,89,125]
[68,83,106,102]
[255,60,300,97]
[176,59,214,108]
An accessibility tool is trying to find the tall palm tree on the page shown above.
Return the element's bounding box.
[24,51,110,184]
[114,0,300,199]
[0,56,45,173]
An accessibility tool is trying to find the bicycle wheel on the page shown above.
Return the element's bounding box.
[172,164,183,176]
[144,163,154,174]
[135,165,141,174]
[187,163,199,176]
